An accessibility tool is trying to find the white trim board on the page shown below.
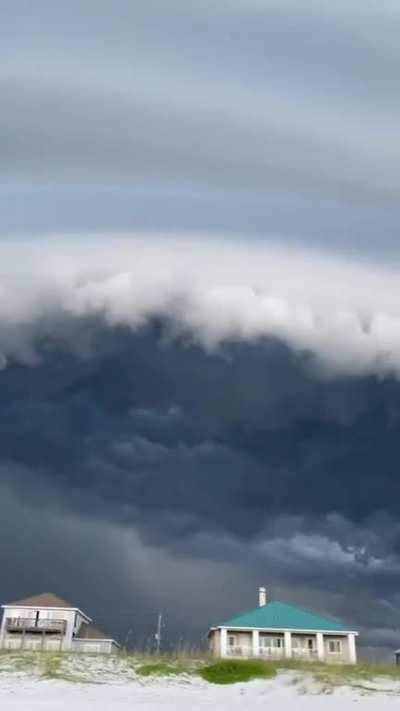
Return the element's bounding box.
[217,626,358,635]
[73,638,120,646]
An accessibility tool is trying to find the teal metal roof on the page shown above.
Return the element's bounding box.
[219,600,351,632]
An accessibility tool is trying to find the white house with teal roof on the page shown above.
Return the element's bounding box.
[208,588,358,664]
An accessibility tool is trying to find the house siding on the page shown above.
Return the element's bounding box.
[0,593,119,654]
[0,607,76,652]
[0,604,118,654]
[72,639,118,654]
[227,630,252,656]
[2,634,64,652]
[209,629,220,656]
[209,628,356,664]
[324,634,350,664]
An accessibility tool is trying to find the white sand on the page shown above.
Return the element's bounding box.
[1,673,400,710]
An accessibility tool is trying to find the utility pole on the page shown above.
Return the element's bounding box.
[155,613,163,654]
[124,627,133,651]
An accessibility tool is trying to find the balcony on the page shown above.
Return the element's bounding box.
[6,618,66,634]
[226,645,252,657]
[226,645,285,659]
[225,645,318,660]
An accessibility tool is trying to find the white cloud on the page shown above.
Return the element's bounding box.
[2,235,400,376]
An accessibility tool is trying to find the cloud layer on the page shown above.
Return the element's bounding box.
[2,1,400,205]
[2,1,400,658]
[2,237,400,377]
[1,240,400,653]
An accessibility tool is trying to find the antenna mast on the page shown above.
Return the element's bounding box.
[155,613,163,654]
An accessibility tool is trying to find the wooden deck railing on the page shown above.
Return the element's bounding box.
[226,645,253,657]
[259,646,285,658]
[226,645,317,659]
[226,645,285,658]
[6,617,66,633]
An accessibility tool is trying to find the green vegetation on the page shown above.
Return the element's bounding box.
[199,659,276,685]
[136,662,186,677]
[38,653,94,683]
[0,649,400,691]
[310,662,400,684]
[41,654,62,679]
[0,651,41,672]
[200,658,400,687]
[0,651,107,684]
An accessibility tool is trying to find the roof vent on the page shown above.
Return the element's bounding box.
[258,587,267,607]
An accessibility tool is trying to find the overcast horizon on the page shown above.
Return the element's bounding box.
[2,1,400,659]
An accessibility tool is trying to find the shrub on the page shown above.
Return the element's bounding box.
[136,662,183,677]
[200,659,276,685]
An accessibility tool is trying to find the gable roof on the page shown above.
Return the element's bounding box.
[76,623,108,640]
[76,623,119,646]
[219,600,353,632]
[5,593,76,609]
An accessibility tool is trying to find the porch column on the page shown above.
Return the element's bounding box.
[220,628,227,657]
[348,634,357,664]
[0,615,6,650]
[316,632,324,661]
[63,613,74,651]
[252,629,259,657]
[284,630,292,659]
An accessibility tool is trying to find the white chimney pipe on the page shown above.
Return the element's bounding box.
[259,587,267,607]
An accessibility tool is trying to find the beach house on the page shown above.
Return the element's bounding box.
[208,587,358,664]
[0,593,119,653]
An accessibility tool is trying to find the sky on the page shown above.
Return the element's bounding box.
[1,0,400,658]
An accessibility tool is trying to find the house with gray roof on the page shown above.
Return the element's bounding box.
[0,593,119,654]
[208,587,358,664]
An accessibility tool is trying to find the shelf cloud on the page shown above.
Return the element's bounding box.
[2,237,400,377]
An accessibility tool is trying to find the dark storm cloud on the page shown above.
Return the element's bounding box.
[0,475,259,647]
[1,237,400,652]
[1,320,400,651]
[1,320,400,543]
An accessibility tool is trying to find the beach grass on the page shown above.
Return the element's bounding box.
[0,649,399,689]
[136,662,186,677]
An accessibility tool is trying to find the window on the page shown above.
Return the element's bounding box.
[260,637,271,648]
[293,638,305,649]
[292,637,314,649]
[260,636,282,648]
[228,635,236,648]
[328,640,342,654]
